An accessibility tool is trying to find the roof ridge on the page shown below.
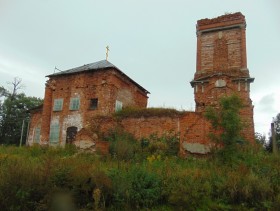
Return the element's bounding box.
[46,59,116,77]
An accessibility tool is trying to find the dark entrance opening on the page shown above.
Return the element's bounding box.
[66,126,78,144]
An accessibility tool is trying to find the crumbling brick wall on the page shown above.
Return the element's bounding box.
[27,110,42,145]
[82,112,211,156]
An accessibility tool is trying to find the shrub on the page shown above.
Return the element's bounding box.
[166,171,212,210]
[106,129,140,162]
[108,168,131,208]
[205,94,244,146]
[92,170,113,208]
[0,155,47,211]
[129,167,162,208]
[145,132,179,156]
[108,167,161,209]
[220,170,273,208]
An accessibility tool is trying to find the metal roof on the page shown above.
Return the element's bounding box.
[46,60,150,94]
[47,60,117,77]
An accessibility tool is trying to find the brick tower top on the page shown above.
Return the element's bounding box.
[191,12,254,113]
[194,12,249,81]
[197,12,245,31]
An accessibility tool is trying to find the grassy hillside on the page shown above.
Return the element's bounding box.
[0,137,280,210]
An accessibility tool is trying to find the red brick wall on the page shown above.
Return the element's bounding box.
[121,117,180,139]
[83,112,211,156]
[196,28,247,76]
[179,112,211,155]
[40,82,53,143]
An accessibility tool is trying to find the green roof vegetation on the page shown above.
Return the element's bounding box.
[114,107,188,119]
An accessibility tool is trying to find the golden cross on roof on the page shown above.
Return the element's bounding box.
[106,45,110,61]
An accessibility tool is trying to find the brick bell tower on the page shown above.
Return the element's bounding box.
[190,12,255,142]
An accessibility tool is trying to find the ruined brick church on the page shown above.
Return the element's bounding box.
[27,12,255,156]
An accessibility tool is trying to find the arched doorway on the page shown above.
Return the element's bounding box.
[66,126,78,144]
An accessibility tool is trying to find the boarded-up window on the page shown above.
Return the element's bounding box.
[115,100,123,112]
[69,97,80,110]
[90,98,98,109]
[34,127,41,143]
[53,99,63,111]
[49,123,60,143]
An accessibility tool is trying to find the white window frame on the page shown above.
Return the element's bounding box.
[115,100,123,112]
[69,97,80,110]
[34,127,41,143]
[53,98,63,111]
[49,123,60,143]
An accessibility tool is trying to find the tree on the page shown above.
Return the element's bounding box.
[255,132,266,146]
[266,113,280,152]
[204,95,244,147]
[0,78,43,145]
[274,113,280,146]
[0,86,8,97]
[0,85,8,116]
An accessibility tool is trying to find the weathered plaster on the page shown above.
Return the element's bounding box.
[182,142,211,154]
[61,113,83,146]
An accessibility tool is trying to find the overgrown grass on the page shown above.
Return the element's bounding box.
[0,140,280,210]
[114,107,188,119]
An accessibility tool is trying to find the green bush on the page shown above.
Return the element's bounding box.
[0,155,47,210]
[108,167,161,209]
[166,171,212,210]
[106,129,140,161]
[144,132,179,156]
[114,107,186,118]
[129,167,161,208]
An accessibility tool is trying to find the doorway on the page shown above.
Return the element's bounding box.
[66,126,78,144]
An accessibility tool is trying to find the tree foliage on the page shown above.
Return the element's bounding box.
[274,113,280,146]
[204,95,244,146]
[0,78,43,145]
[0,86,8,97]
[266,113,280,152]
[255,132,266,146]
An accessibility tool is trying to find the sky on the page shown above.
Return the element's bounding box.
[0,0,280,136]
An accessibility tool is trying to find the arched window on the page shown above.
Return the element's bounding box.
[34,127,41,143]
[50,123,60,144]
